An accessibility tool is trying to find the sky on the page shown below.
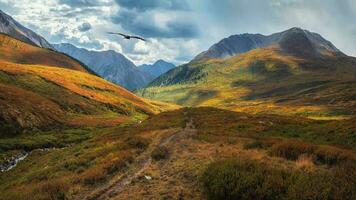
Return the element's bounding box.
[1,0,356,65]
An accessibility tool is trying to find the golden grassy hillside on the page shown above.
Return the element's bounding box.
[0,33,91,73]
[0,35,180,134]
[0,60,180,133]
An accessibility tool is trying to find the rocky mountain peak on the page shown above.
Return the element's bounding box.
[193,27,343,62]
[0,10,53,49]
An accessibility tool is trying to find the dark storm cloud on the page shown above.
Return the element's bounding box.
[114,0,189,11]
[112,9,198,38]
[78,22,92,32]
[112,0,198,38]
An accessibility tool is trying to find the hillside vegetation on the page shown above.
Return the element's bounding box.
[138,47,356,118]
[0,34,180,135]
[0,34,92,73]
[0,60,178,134]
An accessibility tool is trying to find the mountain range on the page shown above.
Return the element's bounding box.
[53,43,154,90]
[139,27,356,118]
[139,60,175,79]
[53,43,175,90]
[193,27,343,61]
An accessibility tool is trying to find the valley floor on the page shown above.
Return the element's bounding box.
[0,107,355,200]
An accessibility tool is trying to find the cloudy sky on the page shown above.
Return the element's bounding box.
[1,0,356,65]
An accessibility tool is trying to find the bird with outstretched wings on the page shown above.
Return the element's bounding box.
[107,32,147,41]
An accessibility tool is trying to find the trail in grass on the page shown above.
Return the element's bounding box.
[86,113,195,200]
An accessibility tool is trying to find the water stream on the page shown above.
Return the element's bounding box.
[0,147,67,172]
[0,152,29,172]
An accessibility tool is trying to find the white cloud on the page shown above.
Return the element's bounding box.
[99,39,123,53]
[1,0,355,66]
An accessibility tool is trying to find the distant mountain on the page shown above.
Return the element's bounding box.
[139,60,175,79]
[193,27,343,62]
[0,10,52,49]
[53,43,152,90]
[139,27,356,117]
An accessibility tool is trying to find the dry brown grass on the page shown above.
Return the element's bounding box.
[296,154,315,170]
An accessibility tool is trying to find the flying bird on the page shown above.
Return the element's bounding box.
[107,32,147,42]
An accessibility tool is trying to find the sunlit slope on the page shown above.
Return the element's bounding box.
[0,60,179,134]
[138,47,356,117]
[0,33,92,73]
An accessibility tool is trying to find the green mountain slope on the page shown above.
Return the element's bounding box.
[138,46,356,118]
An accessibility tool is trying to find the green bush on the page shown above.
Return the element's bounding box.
[201,159,356,200]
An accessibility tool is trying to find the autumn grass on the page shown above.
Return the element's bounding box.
[0,107,355,199]
[184,107,356,149]
[0,33,91,73]
[0,58,181,134]
[201,158,356,200]
[0,108,186,200]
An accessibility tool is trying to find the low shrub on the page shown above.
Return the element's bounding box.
[81,166,107,185]
[270,141,315,160]
[0,180,70,200]
[243,140,271,150]
[314,146,350,166]
[270,141,354,166]
[104,154,134,174]
[63,157,90,172]
[201,159,289,200]
[34,179,69,200]
[151,146,169,160]
[125,136,149,150]
[201,159,356,200]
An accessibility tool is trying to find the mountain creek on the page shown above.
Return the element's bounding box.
[0,147,69,172]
